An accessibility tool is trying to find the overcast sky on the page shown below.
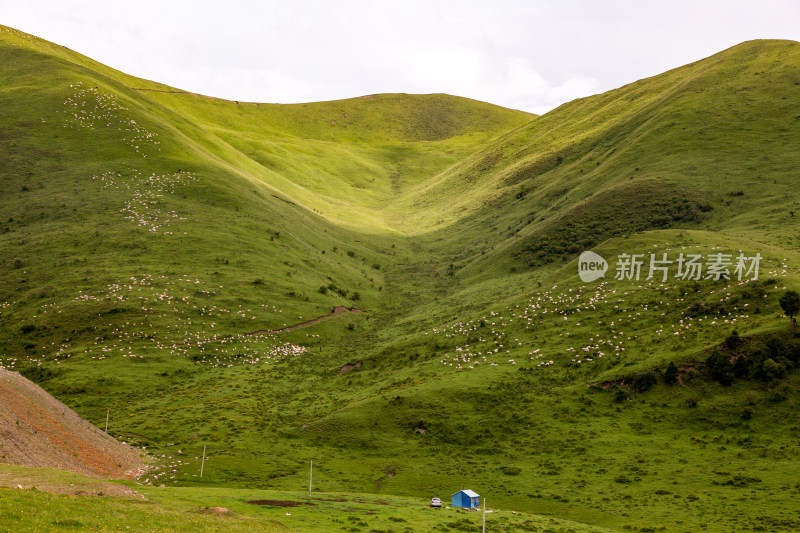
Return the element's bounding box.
[2,1,799,114]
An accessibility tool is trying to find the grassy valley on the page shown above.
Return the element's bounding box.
[1,24,800,532]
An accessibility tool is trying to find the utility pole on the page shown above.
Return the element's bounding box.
[482,497,486,533]
[309,460,313,497]
[105,409,109,433]
[200,445,206,477]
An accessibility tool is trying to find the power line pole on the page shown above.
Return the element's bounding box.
[105,409,109,433]
[309,460,313,497]
[482,497,486,533]
[200,445,206,477]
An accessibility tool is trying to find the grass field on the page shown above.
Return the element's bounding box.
[2,25,800,532]
[0,464,618,533]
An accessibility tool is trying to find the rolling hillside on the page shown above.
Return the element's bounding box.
[2,24,800,532]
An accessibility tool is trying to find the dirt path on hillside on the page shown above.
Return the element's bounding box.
[245,306,362,336]
[0,369,141,479]
[177,306,363,347]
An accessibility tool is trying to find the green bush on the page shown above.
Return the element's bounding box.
[20,364,60,382]
[725,330,742,350]
[756,358,786,381]
[779,290,800,324]
[733,356,750,378]
[613,388,630,402]
[720,474,761,487]
[631,371,658,392]
[706,350,734,386]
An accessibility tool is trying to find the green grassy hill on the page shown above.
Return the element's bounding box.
[2,25,800,532]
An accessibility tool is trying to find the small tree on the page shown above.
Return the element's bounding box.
[706,350,734,386]
[779,290,800,326]
[664,361,679,384]
[733,355,750,379]
[724,329,742,350]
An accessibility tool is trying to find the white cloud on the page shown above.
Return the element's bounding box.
[1,0,799,113]
[144,65,318,104]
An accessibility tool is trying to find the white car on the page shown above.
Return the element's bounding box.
[430,497,442,508]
